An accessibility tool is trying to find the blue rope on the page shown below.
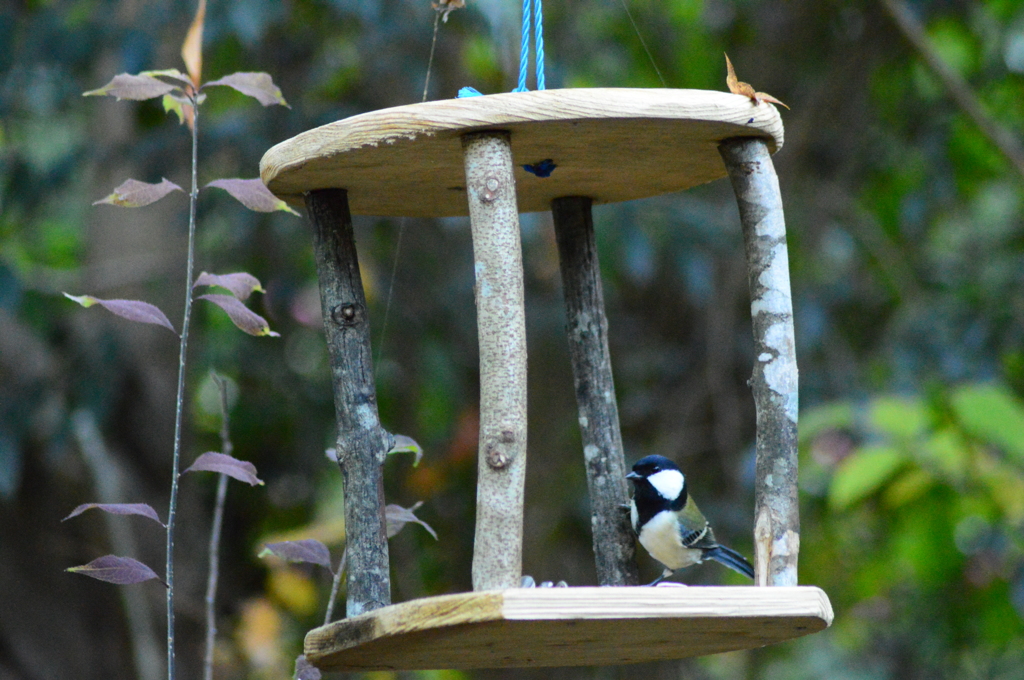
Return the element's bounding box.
[534,0,545,90]
[514,0,531,92]
[513,0,545,92]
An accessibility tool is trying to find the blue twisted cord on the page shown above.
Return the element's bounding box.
[514,0,531,92]
[534,0,545,90]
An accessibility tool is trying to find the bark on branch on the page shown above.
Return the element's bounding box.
[462,132,529,591]
[305,188,392,616]
[719,138,800,587]
[552,196,639,586]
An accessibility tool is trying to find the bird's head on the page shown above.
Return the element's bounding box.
[627,455,686,505]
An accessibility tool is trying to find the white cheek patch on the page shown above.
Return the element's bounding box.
[648,469,684,501]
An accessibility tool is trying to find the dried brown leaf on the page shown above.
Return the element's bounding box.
[724,53,789,110]
[182,0,206,87]
[432,0,465,22]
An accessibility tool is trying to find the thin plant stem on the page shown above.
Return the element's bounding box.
[167,94,201,680]
[204,473,228,680]
[203,374,233,680]
[324,546,348,626]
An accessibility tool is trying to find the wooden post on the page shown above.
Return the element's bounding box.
[718,138,799,588]
[462,131,528,591]
[551,196,639,586]
[305,188,392,616]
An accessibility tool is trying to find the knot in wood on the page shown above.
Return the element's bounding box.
[331,302,363,326]
[480,175,501,203]
[485,439,511,469]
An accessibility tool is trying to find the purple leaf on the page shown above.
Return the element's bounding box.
[197,294,280,337]
[139,69,194,86]
[203,72,289,107]
[64,293,176,333]
[63,503,164,526]
[84,73,179,101]
[183,452,264,486]
[94,178,183,208]
[260,540,333,571]
[67,555,162,585]
[294,655,323,680]
[388,434,424,467]
[193,272,265,301]
[386,502,438,540]
[205,178,299,214]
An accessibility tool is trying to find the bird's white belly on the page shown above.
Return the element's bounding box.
[638,510,703,571]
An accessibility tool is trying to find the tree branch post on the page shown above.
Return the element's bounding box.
[551,196,639,586]
[719,138,799,588]
[305,188,392,616]
[462,131,528,592]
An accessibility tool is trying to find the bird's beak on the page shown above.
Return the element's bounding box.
[626,471,641,480]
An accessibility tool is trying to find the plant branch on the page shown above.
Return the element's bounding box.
[167,96,200,680]
[324,546,348,626]
[880,0,1024,182]
[203,374,233,680]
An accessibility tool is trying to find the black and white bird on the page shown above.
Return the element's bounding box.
[627,454,754,584]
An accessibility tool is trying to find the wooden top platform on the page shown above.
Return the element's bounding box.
[259,88,785,217]
[305,585,832,671]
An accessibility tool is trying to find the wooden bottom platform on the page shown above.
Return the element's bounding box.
[305,586,833,671]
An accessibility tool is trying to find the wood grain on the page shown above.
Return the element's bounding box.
[304,586,832,671]
[260,88,785,216]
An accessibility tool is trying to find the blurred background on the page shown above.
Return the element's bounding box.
[2,0,1024,678]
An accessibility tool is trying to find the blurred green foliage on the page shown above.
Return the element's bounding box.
[1,0,1024,679]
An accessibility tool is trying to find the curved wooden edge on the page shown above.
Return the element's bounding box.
[259,88,785,217]
[305,586,832,671]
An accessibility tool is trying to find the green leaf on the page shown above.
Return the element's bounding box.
[920,428,968,482]
[829,445,907,510]
[883,468,934,508]
[868,395,928,440]
[799,401,855,440]
[162,94,186,124]
[951,383,1024,463]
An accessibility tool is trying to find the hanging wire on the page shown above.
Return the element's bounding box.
[618,0,666,87]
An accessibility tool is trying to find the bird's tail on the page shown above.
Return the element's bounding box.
[705,544,754,579]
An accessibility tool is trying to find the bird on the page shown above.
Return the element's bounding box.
[627,454,754,585]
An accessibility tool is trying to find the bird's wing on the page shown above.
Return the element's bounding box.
[679,523,709,548]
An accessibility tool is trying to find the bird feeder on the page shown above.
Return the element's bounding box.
[259,87,833,672]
